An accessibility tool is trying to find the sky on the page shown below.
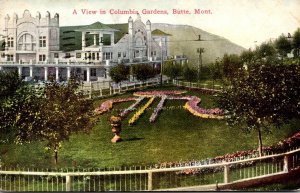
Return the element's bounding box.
[0,0,299,49]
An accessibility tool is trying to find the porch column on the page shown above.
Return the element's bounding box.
[111,33,114,46]
[44,67,48,81]
[29,66,33,78]
[94,34,97,46]
[67,67,71,80]
[82,32,86,50]
[99,32,103,46]
[18,66,22,78]
[0,66,2,71]
[55,67,59,81]
[86,67,90,82]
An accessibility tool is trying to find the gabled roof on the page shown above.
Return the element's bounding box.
[151,29,171,36]
[77,22,118,31]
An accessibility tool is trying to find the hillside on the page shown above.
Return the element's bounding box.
[152,23,245,64]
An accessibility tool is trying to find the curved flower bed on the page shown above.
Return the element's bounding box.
[183,96,224,119]
[95,90,224,123]
[134,90,186,97]
[128,97,155,125]
[149,95,167,123]
[119,97,145,118]
[94,97,137,115]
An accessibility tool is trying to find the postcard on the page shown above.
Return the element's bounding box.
[0,0,299,191]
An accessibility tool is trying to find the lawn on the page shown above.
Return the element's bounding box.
[0,85,299,169]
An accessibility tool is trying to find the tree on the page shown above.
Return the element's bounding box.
[221,54,242,80]
[183,66,197,87]
[256,42,277,62]
[163,61,182,81]
[0,71,42,144]
[218,63,300,156]
[132,64,156,82]
[240,49,255,65]
[109,64,129,84]
[275,34,292,58]
[292,28,300,57]
[16,78,96,164]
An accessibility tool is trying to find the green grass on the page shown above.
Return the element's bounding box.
[0,86,299,169]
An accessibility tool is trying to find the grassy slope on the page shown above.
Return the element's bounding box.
[0,86,298,169]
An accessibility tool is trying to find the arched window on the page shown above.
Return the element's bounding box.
[18,33,36,51]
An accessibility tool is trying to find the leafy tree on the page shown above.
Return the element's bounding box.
[163,61,182,81]
[240,49,255,65]
[256,42,277,62]
[183,66,197,87]
[221,54,242,80]
[109,64,129,84]
[132,64,156,82]
[218,63,300,156]
[0,71,42,144]
[293,28,300,57]
[16,78,96,164]
[275,34,292,58]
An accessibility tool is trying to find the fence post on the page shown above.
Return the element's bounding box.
[283,154,290,172]
[66,175,71,191]
[89,82,92,99]
[148,171,153,191]
[100,88,102,97]
[110,86,112,95]
[224,164,230,184]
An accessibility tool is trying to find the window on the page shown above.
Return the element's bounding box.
[96,53,99,60]
[18,34,36,51]
[39,36,46,47]
[7,54,13,61]
[103,52,113,60]
[65,53,71,58]
[39,54,46,61]
[123,52,126,58]
[76,53,81,58]
[7,37,14,48]
[151,51,156,56]
[118,52,121,58]
[91,68,96,76]
[92,53,95,60]
[54,53,59,58]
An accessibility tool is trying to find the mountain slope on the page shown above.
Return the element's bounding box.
[152,23,245,64]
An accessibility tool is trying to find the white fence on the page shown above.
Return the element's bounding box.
[173,80,223,91]
[0,147,299,191]
[79,78,172,99]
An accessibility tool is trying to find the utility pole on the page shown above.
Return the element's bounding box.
[197,47,204,83]
[160,38,163,86]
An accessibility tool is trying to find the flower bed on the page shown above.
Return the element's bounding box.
[183,96,224,119]
[128,97,155,125]
[95,90,224,123]
[94,98,137,115]
[149,95,167,123]
[119,97,145,118]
